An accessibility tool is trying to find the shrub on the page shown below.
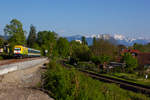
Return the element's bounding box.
[91,56,101,65]
[113,66,122,73]
[91,55,111,65]
[71,44,92,61]
[77,61,97,71]
[69,57,79,65]
[123,53,138,73]
[0,56,3,60]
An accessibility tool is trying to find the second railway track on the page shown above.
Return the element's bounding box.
[79,69,150,95]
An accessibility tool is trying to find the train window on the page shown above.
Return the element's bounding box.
[15,48,21,51]
[28,49,32,53]
[28,48,40,53]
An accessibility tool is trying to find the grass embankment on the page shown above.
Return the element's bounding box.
[43,60,150,100]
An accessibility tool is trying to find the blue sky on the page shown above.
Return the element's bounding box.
[0,0,150,38]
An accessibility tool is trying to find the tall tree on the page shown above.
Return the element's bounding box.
[70,40,92,61]
[93,37,96,45]
[55,37,70,57]
[81,36,87,45]
[37,31,57,56]
[91,39,117,59]
[4,19,26,52]
[27,25,36,48]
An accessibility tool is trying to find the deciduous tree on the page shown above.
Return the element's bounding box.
[70,41,92,61]
[37,31,57,56]
[4,19,26,52]
[91,39,117,59]
[55,37,70,57]
[123,53,138,72]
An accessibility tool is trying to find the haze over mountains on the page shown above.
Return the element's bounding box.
[66,34,150,46]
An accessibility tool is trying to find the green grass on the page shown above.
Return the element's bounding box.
[43,60,150,100]
[103,72,150,86]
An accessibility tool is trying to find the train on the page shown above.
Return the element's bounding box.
[14,45,41,58]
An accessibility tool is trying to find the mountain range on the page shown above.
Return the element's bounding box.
[66,34,150,46]
[1,34,149,46]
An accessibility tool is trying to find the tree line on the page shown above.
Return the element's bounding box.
[1,19,57,56]
[0,19,144,73]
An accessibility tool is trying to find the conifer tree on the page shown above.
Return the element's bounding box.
[93,37,96,45]
[27,25,36,48]
[81,36,87,45]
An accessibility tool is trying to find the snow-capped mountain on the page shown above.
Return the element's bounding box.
[66,34,150,46]
[113,34,149,46]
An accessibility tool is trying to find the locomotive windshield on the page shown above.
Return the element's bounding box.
[14,48,21,51]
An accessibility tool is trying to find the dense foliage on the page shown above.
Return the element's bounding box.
[91,39,118,60]
[133,43,150,52]
[4,19,26,52]
[55,37,70,58]
[81,36,88,45]
[27,25,37,48]
[43,60,150,100]
[91,55,111,65]
[123,53,138,72]
[70,41,92,61]
[37,31,57,56]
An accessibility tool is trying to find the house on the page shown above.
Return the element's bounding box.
[121,49,150,71]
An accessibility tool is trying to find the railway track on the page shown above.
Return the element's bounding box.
[0,57,42,66]
[79,69,150,95]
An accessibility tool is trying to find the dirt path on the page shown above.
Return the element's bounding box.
[0,62,54,100]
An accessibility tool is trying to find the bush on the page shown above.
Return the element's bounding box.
[113,66,122,73]
[43,60,150,100]
[69,57,79,65]
[0,56,3,60]
[43,60,78,99]
[123,53,138,73]
[77,61,97,71]
[71,44,92,61]
[91,55,111,65]
[91,56,101,65]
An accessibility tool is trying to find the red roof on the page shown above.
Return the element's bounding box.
[129,49,140,53]
[121,49,140,54]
